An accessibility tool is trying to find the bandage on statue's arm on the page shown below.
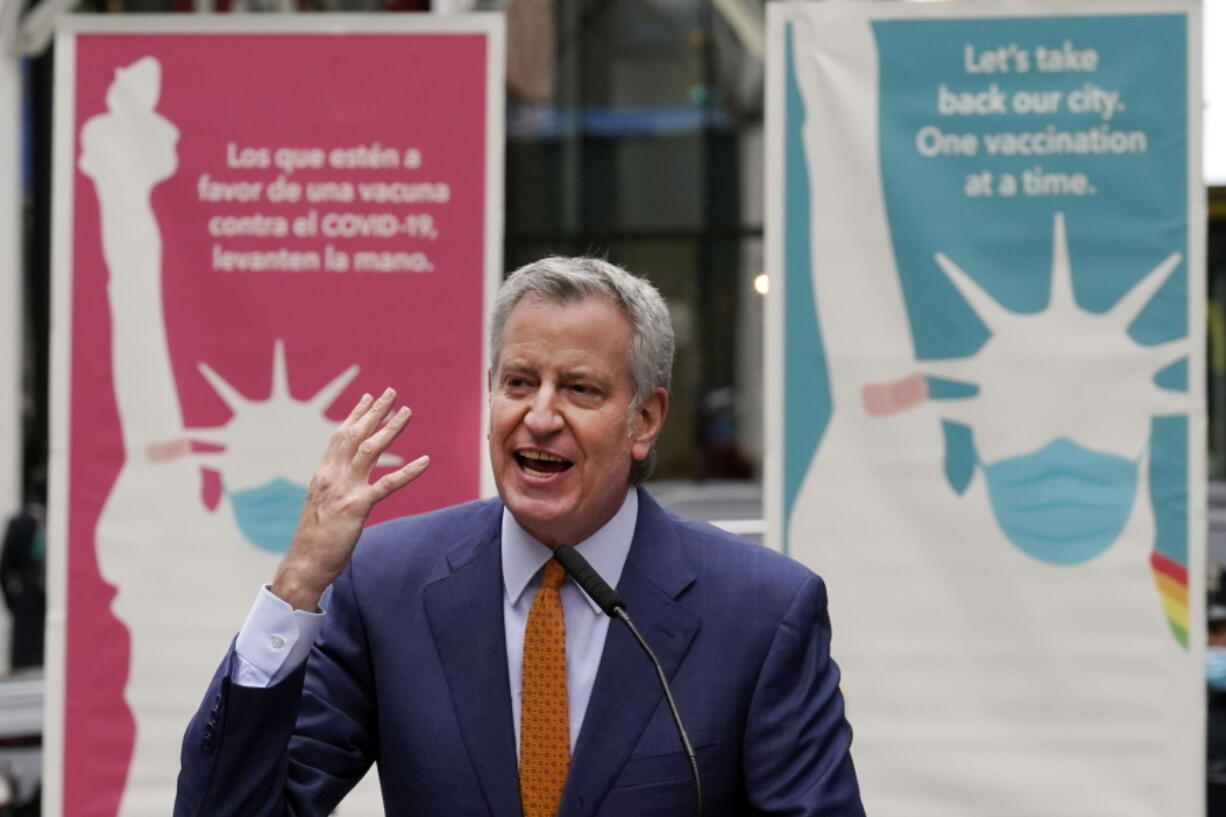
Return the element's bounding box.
[861,373,928,416]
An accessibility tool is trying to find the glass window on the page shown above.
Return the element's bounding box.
[505,0,764,488]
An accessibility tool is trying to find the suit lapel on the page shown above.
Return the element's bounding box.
[423,504,522,817]
[560,491,700,817]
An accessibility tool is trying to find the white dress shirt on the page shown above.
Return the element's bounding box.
[501,487,635,754]
[232,488,638,755]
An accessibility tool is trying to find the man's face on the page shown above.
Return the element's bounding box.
[489,295,667,547]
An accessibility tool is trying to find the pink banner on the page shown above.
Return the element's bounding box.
[54,22,501,817]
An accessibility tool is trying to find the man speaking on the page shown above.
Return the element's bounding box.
[174,257,864,816]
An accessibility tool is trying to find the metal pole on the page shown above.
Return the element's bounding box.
[0,2,24,673]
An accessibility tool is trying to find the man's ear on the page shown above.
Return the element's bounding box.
[631,388,669,462]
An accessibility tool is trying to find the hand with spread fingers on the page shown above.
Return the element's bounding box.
[271,387,429,611]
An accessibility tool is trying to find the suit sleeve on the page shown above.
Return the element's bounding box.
[741,575,865,816]
[174,565,377,817]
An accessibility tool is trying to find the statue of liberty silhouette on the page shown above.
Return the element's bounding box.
[778,11,1197,816]
[79,56,386,817]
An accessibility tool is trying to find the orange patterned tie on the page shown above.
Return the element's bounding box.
[520,558,570,817]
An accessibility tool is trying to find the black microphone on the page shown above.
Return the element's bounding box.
[553,544,625,616]
[552,545,702,817]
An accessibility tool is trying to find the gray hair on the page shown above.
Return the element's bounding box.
[490,256,674,483]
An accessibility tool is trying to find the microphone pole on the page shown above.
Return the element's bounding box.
[552,544,702,817]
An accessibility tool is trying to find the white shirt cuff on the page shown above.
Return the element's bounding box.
[232,585,326,688]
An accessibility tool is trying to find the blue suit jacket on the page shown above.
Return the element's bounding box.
[175,489,863,816]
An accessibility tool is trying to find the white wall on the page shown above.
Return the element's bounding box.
[1208,0,1225,186]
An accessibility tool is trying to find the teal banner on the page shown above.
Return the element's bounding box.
[767,3,1203,814]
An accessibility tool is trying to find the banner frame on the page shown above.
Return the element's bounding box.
[45,14,505,816]
[764,1,1205,813]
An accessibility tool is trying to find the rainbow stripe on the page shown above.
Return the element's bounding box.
[1151,552,1188,647]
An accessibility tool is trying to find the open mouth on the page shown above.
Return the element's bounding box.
[514,450,574,478]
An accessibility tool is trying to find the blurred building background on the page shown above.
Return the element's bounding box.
[9,0,781,555]
[5,0,1226,619]
[6,0,1226,628]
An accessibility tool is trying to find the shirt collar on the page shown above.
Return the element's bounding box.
[501,487,638,615]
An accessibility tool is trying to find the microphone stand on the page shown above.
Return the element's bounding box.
[553,545,702,817]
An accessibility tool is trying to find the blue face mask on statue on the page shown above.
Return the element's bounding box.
[1208,648,1226,692]
[981,437,1137,566]
[227,477,308,554]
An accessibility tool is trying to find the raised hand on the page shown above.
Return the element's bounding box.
[271,388,429,610]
